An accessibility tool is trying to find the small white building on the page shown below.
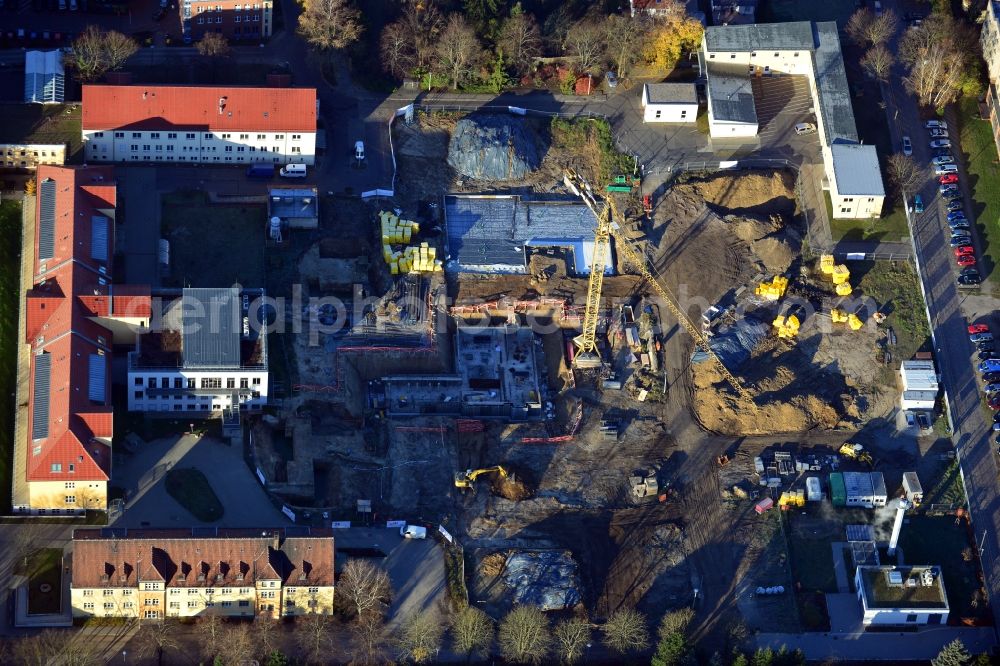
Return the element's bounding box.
[844,471,887,509]
[855,566,949,626]
[826,143,885,219]
[641,83,698,123]
[900,360,939,411]
[902,472,923,505]
[128,287,269,415]
[705,72,758,138]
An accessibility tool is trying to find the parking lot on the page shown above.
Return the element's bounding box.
[0,0,179,49]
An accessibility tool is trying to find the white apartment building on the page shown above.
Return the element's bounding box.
[701,21,886,219]
[128,287,269,414]
[81,85,317,166]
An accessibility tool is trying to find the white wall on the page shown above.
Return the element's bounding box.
[707,117,758,138]
[642,102,698,123]
[703,49,814,76]
[127,369,269,412]
[831,192,884,219]
[83,129,315,166]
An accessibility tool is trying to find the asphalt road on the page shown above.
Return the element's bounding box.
[883,0,1000,637]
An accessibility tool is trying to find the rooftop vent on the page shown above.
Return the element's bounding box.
[218,96,228,114]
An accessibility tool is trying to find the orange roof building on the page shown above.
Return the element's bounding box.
[81,85,317,167]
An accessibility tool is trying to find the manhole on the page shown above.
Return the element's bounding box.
[39,583,52,593]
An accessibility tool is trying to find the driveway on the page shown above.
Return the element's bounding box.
[111,433,289,528]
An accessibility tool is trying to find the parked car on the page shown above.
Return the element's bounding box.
[931,140,952,149]
[939,174,959,184]
[400,525,427,539]
[930,128,949,138]
[961,271,983,286]
[936,164,959,174]
[983,371,1000,383]
[950,236,972,247]
[957,254,977,267]
[913,193,923,213]
[933,155,955,165]
[949,222,971,231]
[943,190,963,201]
[979,341,996,352]
[605,71,618,88]
[926,119,948,129]
[981,349,999,361]
[947,200,965,212]
[970,324,991,335]
[902,135,913,155]
[955,246,975,256]
[940,184,960,194]
[794,122,817,135]
[971,332,995,343]
[947,210,968,221]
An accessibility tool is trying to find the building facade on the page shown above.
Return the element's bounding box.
[14,166,152,514]
[982,2,1000,159]
[71,528,335,620]
[854,566,949,625]
[81,85,317,166]
[1,143,66,169]
[127,287,269,414]
[641,83,698,123]
[181,0,274,44]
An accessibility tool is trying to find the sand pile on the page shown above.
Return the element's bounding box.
[494,474,532,501]
[689,170,797,217]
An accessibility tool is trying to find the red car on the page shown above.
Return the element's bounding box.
[957,255,977,267]
[940,174,960,184]
[955,246,975,256]
[970,323,990,335]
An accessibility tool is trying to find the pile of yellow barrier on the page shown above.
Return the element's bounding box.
[773,314,800,339]
[380,211,443,275]
[820,254,853,296]
[755,275,789,301]
[831,308,864,330]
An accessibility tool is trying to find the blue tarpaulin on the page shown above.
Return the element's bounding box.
[693,317,768,370]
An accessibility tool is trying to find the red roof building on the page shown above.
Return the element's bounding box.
[18,166,151,512]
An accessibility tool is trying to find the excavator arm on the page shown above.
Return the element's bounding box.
[454,466,508,489]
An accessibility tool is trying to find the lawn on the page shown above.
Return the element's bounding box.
[165,468,224,522]
[22,548,63,615]
[922,460,968,508]
[0,104,83,163]
[160,191,266,288]
[827,192,910,242]
[954,96,1000,284]
[787,534,837,594]
[0,202,21,514]
[899,515,987,622]
[854,260,932,381]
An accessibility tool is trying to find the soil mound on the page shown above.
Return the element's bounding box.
[448,115,543,181]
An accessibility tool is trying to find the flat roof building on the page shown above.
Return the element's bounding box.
[268,186,319,229]
[24,50,65,104]
[641,83,698,124]
[900,360,939,411]
[855,565,949,626]
[843,471,887,509]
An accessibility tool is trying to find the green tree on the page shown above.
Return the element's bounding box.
[933,639,972,666]
[651,632,689,666]
[488,51,512,93]
[264,651,290,666]
[463,0,503,38]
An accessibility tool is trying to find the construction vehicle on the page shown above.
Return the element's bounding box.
[839,443,873,466]
[564,170,755,403]
[643,194,653,215]
[454,466,509,489]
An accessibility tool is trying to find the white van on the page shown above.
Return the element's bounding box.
[794,122,816,135]
[279,163,307,178]
[355,140,365,161]
[400,524,427,539]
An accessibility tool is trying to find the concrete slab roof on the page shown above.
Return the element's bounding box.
[706,71,758,124]
[831,144,886,197]
[704,21,815,52]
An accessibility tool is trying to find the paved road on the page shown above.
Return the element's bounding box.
[882,0,1000,640]
[758,627,997,660]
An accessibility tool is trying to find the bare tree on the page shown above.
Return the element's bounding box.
[499,606,551,665]
[499,4,542,77]
[899,14,970,109]
[256,614,282,657]
[12,522,46,570]
[887,153,922,194]
[196,32,231,58]
[657,608,695,639]
[339,559,392,619]
[11,631,62,666]
[297,0,363,51]
[134,619,180,666]
[451,605,494,658]
[435,14,483,90]
[379,2,445,79]
[847,7,899,46]
[554,618,590,664]
[70,26,108,82]
[564,20,605,73]
[195,612,225,661]
[217,621,257,666]
[602,608,649,655]
[604,14,651,80]
[351,611,387,666]
[103,29,138,70]
[380,22,411,79]
[860,44,895,82]
[395,610,445,663]
[295,612,335,664]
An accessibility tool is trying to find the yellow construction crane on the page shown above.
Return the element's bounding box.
[454,466,508,489]
[565,171,755,403]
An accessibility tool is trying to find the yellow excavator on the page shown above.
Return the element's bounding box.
[564,170,755,403]
[839,443,873,466]
[454,466,509,489]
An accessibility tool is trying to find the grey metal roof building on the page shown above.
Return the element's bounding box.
[644,83,698,105]
[812,22,858,145]
[706,70,758,124]
[831,144,886,196]
[444,195,612,274]
[181,287,242,368]
[704,21,814,52]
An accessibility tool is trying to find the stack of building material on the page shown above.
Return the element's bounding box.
[772,314,800,339]
[755,275,789,301]
[820,254,853,296]
[379,211,442,274]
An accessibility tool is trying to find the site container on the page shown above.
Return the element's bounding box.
[829,472,846,507]
[754,497,773,514]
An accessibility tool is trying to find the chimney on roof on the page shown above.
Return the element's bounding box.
[272,530,280,550]
[219,96,228,115]
[142,91,147,100]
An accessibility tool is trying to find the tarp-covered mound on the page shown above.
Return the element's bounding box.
[503,550,581,610]
[448,115,542,181]
[695,316,769,370]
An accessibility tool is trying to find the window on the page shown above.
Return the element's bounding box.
[307,587,319,593]
[155,145,163,151]
[130,144,138,151]
[150,132,160,139]
[204,133,213,140]
[285,599,295,607]
[241,378,249,389]
[186,133,196,139]
[188,589,198,595]
[134,391,144,400]
[168,133,177,139]
[169,602,180,609]
[132,132,141,138]
[225,146,233,152]
[51,463,62,473]
[206,601,215,607]
[123,589,133,595]
[252,377,261,386]
[227,378,235,389]
[167,146,174,152]
[83,590,93,597]
[142,145,151,151]
[234,15,240,21]
[275,134,284,140]
[144,610,159,619]
[103,589,114,596]
[169,589,180,595]
[84,602,94,610]
[174,378,183,389]
[65,482,75,489]
[188,601,199,608]
[222,588,232,594]
[292,134,301,140]
[239,600,250,607]
[65,495,76,504]
[222,133,231,139]
[134,377,143,385]
[143,583,158,591]
[237,147,245,152]
[115,132,124,138]
[144,598,160,606]
[202,378,222,389]
[104,602,115,610]
[906,614,918,622]
[257,134,266,140]
[123,601,134,609]
[187,378,196,388]
[680,110,687,119]
[654,110,661,119]
[205,588,215,594]
[260,591,276,599]
[730,54,736,59]
[221,601,232,607]
[840,207,850,214]
[69,463,74,472]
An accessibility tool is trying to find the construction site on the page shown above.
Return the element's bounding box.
[231,109,970,636]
